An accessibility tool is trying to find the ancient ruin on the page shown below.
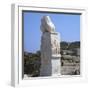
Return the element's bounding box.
[40,16,61,76]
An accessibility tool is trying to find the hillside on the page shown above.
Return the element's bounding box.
[24,41,80,77]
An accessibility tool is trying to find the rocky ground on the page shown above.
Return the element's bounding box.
[61,55,80,75]
[61,63,80,75]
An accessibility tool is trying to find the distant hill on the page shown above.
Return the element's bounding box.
[60,41,80,50]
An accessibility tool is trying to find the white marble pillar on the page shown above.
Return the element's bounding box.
[40,16,61,76]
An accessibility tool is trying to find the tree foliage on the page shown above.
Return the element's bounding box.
[24,51,41,77]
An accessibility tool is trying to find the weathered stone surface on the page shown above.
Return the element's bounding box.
[40,16,61,76]
[40,16,55,33]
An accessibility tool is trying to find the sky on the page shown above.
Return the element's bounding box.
[23,11,80,53]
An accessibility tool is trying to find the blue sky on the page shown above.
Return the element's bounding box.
[23,11,80,53]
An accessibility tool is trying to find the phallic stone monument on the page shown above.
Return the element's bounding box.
[40,16,61,76]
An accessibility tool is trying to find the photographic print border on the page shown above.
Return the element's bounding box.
[11,3,87,87]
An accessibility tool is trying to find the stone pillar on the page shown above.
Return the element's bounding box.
[40,16,61,76]
[51,32,61,76]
